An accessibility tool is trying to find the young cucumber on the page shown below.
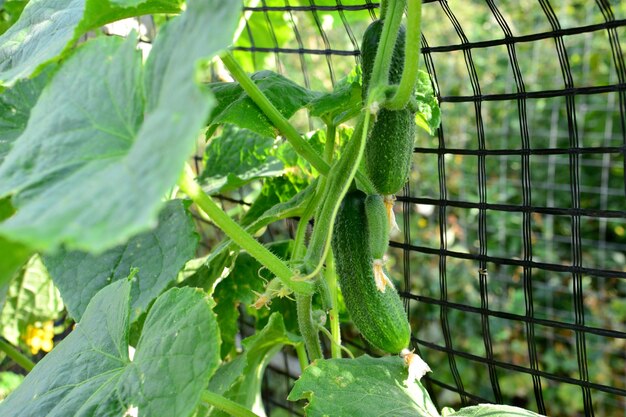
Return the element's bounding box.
[332,190,410,354]
[361,19,416,196]
[365,194,392,292]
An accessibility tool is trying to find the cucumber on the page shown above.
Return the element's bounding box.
[361,19,416,196]
[365,194,393,292]
[332,190,410,354]
[365,194,389,259]
[361,20,406,99]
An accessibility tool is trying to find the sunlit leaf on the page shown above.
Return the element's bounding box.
[0,0,183,86]
[0,1,240,252]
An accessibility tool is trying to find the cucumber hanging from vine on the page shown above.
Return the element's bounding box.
[361,19,417,197]
[332,190,410,354]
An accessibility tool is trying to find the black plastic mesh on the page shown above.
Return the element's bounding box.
[218,1,626,416]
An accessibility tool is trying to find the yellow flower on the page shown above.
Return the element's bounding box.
[23,321,55,355]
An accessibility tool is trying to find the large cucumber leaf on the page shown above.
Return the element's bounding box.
[288,355,441,417]
[0,255,63,346]
[0,0,240,252]
[44,199,197,322]
[0,66,52,165]
[0,280,220,417]
[0,0,183,86]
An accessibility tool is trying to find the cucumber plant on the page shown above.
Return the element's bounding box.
[0,0,544,416]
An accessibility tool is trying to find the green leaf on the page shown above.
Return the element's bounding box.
[447,405,545,417]
[0,254,63,346]
[0,1,240,252]
[0,372,23,401]
[207,70,321,138]
[0,0,183,86]
[0,280,220,417]
[288,355,441,417]
[203,313,301,417]
[307,67,363,125]
[0,59,52,166]
[44,199,197,322]
[214,240,293,359]
[201,126,285,194]
[414,69,441,136]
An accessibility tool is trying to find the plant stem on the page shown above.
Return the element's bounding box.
[324,123,336,163]
[379,0,388,20]
[221,52,327,175]
[318,325,354,359]
[325,251,342,359]
[0,338,34,372]
[296,293,323,361]
[295,342,309,370]
[367,0,407,100]
[304,112,370,271]
[178,164,314,295]
[220,51,377,195]
[387,0,422,110]
[201,391,261,417]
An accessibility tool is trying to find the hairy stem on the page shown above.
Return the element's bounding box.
[324,123,336,163]
[178,164,314,295]
[387,0,422,110]
[0,338,34,372]
[296,293,323,361]
[379,0,388,20]
[220,51,377,194]
[295,342,309,370]
[325,251,342,359]
[201,391,261,417]
[304,111,370,272]
[367,0,407,101]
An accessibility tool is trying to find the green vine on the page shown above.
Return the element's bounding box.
[0,339,34,372]
[386,0,423,110]
[177,164,314,296]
